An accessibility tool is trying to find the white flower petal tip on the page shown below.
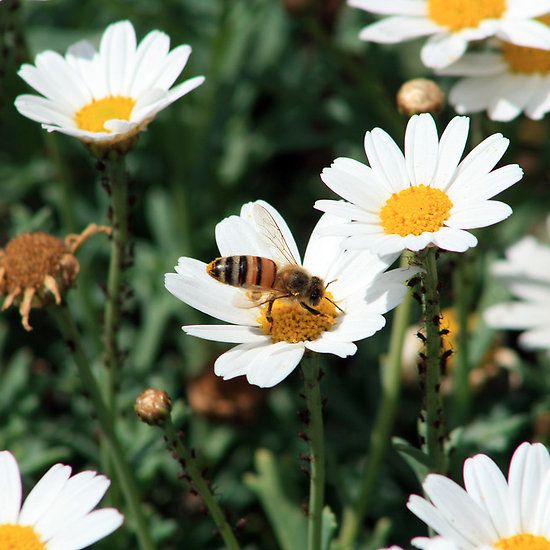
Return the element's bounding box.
[407,442,550,548]
[349,0,550,68]
[484,226,550,352]
[0,451,122,547]
[317,113,519,255]
[14,20,204,150]
[165,202,409,386]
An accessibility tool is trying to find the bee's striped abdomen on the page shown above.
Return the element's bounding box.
[206,256,277,289]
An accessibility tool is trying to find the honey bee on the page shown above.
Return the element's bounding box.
[206,204,339,322]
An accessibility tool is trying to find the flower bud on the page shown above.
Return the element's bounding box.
[397,78,445,117]
[135,388,172,426]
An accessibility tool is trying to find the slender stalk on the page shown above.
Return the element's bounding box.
[452,256,471,425]
[50,305,155,550]
[301,354,325,550]
[161,417,241,550]
[101,152,129,413]
[336,253,413,549]
[417,247,447,474]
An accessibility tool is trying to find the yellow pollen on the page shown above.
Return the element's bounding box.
[502,41,550,75]
[75,96,135,133]
[428,0,506,31]
[380,185,453,236]
[257,293,339,344]
[495,534,550,550]
[0,524,45,549]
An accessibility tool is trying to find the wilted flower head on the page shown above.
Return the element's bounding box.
[15,20,204,154]
[397,78,445,116]
[0,224,110,331]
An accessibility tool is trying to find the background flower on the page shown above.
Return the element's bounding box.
[0,451,123,549]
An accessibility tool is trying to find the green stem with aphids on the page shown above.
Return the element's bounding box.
[50,305,155,550]
[335,252,414,549]
[160,416,241,550]
[417,247,447,474]
[302,354,325,550]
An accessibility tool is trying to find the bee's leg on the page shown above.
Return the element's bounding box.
[300,302,324,316]
[266,299,275,324]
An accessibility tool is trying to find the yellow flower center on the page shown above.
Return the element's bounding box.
[501,13,550,74]
[380,185,453,236]
[75,96,135,133]
[257,293,339,343]
[495,534,550,550]
[428,0,506,31]
[0,524,45,549]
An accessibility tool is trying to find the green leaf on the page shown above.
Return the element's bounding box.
[322,506,337,550]
[392,437,433,483]
[244,448,307,550]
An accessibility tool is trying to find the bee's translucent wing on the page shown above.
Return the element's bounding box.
[252,204,299,266]
[231,288,286,309]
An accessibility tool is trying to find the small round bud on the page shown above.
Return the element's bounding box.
[397,78,445,117]
[135,388,172,425]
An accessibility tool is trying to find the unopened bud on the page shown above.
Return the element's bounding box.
[397,78,445,117]
[135,388,172,425]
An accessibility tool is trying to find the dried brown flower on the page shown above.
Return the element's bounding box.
[0,223,111,331]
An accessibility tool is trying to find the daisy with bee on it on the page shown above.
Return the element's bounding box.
[165,200,420,388]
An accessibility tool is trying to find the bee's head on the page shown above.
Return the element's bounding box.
[308,277,324,306]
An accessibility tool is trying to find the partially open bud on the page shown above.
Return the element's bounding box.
[397,78,445,117]
[0,223,111,331]
[135,388,172,426]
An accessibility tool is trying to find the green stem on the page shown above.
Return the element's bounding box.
[452,256,471,425]
[102,153,129,413]
[418,247,447,474]
[50,305,155,550]
[162,417,241,550]
[302,354,325,550]
[336,252,413,549]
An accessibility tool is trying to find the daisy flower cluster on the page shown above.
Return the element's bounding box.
[350,1,550,120]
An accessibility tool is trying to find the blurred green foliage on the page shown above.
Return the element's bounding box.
[1,0,549,548]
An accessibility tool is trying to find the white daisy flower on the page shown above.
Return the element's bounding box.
[164,200,419,388]
[314,113,523,255]
[407,442,550,550]
[14,20,204,149]
[439,15,550,121]
[350,0,550,69]
[484,226,550,352]
[0,450,123,549]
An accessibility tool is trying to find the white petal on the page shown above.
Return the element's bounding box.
[359,16,440,43]
[364,128,409,193]
[349,0,426,16]
[497,19,550,50]
[313,200,379,225]
[447,201,512,229]
[46,508,123,550]
[463,454,514,538]
[405,113,439,186]
[324,311,386,342]
[431,116,469,190]
[365,266,420,313]
[183,324,268,344]
[438,53,507,77]
[215,215,271,258]
[432,227,477,252]
[19,464,72,526]
[14,95,75,128]
[165,258,258,325]
[449,134,510,195]
[154,44,192,91]
[245,342,305,388]
[320,157,388,211]
[487,76,534,122]
[506,0,550,18]
[525,76,550,120]
[100,21,136,96]
[448,76,502,117]
[423,475,497,544]
[519,326,550,350]
[508,442,550,532]
[304,339,357,357]
[421,33,468,69]
[484,302,550,330]
[214,343,269,380]
[0,451,22,524]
